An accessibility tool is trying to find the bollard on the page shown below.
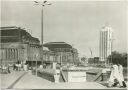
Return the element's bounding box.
[54,69,60,83]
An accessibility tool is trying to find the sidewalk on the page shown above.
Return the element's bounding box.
[13,71,52,89]
[13,72,107,89]
[1,71,27,89]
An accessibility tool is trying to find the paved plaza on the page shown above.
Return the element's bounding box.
[1,70,107,89]
[14,72,107,89]
[1,70,127,89]
[1,71,26,89]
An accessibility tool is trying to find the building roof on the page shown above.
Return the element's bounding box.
[0,26,19,30]
[0,26,40,44]
[43,42,72,48]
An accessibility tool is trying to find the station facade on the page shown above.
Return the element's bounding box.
[43,42,79,66]
[0,26,79,67]
[0,26,41,65]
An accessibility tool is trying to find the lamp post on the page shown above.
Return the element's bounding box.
[34,0,52,65]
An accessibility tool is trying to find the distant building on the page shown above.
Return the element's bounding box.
[43,42,79,66]
[0,26,41,65]
[99,25,113,64]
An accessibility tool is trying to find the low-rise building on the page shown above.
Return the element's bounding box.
[0,27,80,68]
[0,26,41,66]
[43,42,79,66]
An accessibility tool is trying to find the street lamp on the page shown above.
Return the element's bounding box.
[34,0,52,65]
[34,0,52,45]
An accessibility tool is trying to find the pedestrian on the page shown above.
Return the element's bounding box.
[0,65,2,69]
[108,62,123,88]
[13,64,15,70]
[24,63,28,71]
[16,63,19,71]
[18,63,21,71]
[39,64,43,69]
[43,63,46,69]
[7,65,10,73]
[118,63,127,88]
[2,64,6,73]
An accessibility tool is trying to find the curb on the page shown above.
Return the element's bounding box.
[7,72,27,89]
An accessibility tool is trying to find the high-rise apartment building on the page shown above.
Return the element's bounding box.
[99,26,113,63]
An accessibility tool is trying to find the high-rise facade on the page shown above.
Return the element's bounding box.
[99,26,113,63]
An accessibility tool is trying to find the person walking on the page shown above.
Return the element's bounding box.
[39,64,43,69]
[108,62,123,87]
[18,63,21,71]
[7,65,10,73]
[24,63,28,71]
[118,63,127,88]
[15,63,18,71]
[13,63,16,70]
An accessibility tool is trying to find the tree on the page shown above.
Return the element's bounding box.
[121,53,127,67]
[81,57,87,63]
[108,51,127,67]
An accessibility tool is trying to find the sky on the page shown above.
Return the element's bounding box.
[1,0,127,57]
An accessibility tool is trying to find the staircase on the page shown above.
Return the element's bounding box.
[60,70,67,82]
